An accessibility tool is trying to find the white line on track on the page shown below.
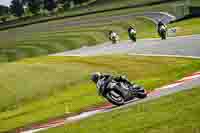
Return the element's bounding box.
[128,53,200,59]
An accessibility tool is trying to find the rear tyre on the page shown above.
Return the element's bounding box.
[112,40,117,44]
[136,92,147,99]
[106,91,125,106]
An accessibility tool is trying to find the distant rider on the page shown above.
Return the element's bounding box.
[157,20,167,32]
[109,30,118,41]
[128,26,136,42]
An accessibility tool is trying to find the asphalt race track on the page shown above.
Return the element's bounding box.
[52,35,200,58]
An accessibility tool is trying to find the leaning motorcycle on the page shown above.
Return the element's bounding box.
[158,25,167,40]
[97,79,147,106]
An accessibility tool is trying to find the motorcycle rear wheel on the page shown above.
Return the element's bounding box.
[136,92,147,99]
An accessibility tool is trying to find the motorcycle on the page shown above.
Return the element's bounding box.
[158,25,167,40]
[109,33,119,44]
[96,79,147,106]
[129,29,136,42]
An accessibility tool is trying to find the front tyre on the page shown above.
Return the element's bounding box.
[106,91,125,106]
[161,32,166,40]
[159,30,166,40]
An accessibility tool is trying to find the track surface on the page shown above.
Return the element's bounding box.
[53,35,200,58]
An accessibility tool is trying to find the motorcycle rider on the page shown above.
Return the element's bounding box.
[91,72,147,106]
[91,72,133,94]
[158,20,164,28]
[128,25,136,42]
[157,20,167,39]
[157,20,167,32]
[109,30,118,42]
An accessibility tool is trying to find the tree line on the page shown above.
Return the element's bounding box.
[0,0,90,22]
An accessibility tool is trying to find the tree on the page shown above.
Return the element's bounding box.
[57,0,74,10]
[0,5,9,16]
[57,0,68,4]
[10,0,24,17]
[27,0,41,15]
[0,5,9,23]
[43,0,57,12]
[73,0,89,5]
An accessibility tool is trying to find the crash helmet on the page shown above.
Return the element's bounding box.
[129,25,133,29]
[91,72,102,83]
[109,30,114,35]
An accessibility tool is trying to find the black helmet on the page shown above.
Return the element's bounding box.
[109,30,113,35]
[91,72,101,83]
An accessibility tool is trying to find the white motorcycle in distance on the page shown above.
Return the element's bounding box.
[158,25,167,40]
[109,31,120,44]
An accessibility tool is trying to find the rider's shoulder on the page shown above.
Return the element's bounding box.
[101,73,112,78]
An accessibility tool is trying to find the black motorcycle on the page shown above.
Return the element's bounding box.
[96,79,147,106]
[158,25,167,40]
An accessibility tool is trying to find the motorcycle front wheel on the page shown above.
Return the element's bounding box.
[159,31,166,40]
[129,35,136,42]
[106,90,125,106]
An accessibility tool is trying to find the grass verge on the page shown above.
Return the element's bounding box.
[0,17,157,62]
[169,17,200,36]
[0,55,200,132]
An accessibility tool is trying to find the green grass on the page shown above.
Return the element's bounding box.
[169,17,200,36]
[63,0,165,16]
[41,86,200,133]
[0,55,200,132]
[191,0,200,7]
[0,17,157,62]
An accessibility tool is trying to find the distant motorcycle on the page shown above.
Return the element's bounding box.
[128,28,136,42]
[158,25,167,40]
[96,79,147,106]
[109,32,119,44]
